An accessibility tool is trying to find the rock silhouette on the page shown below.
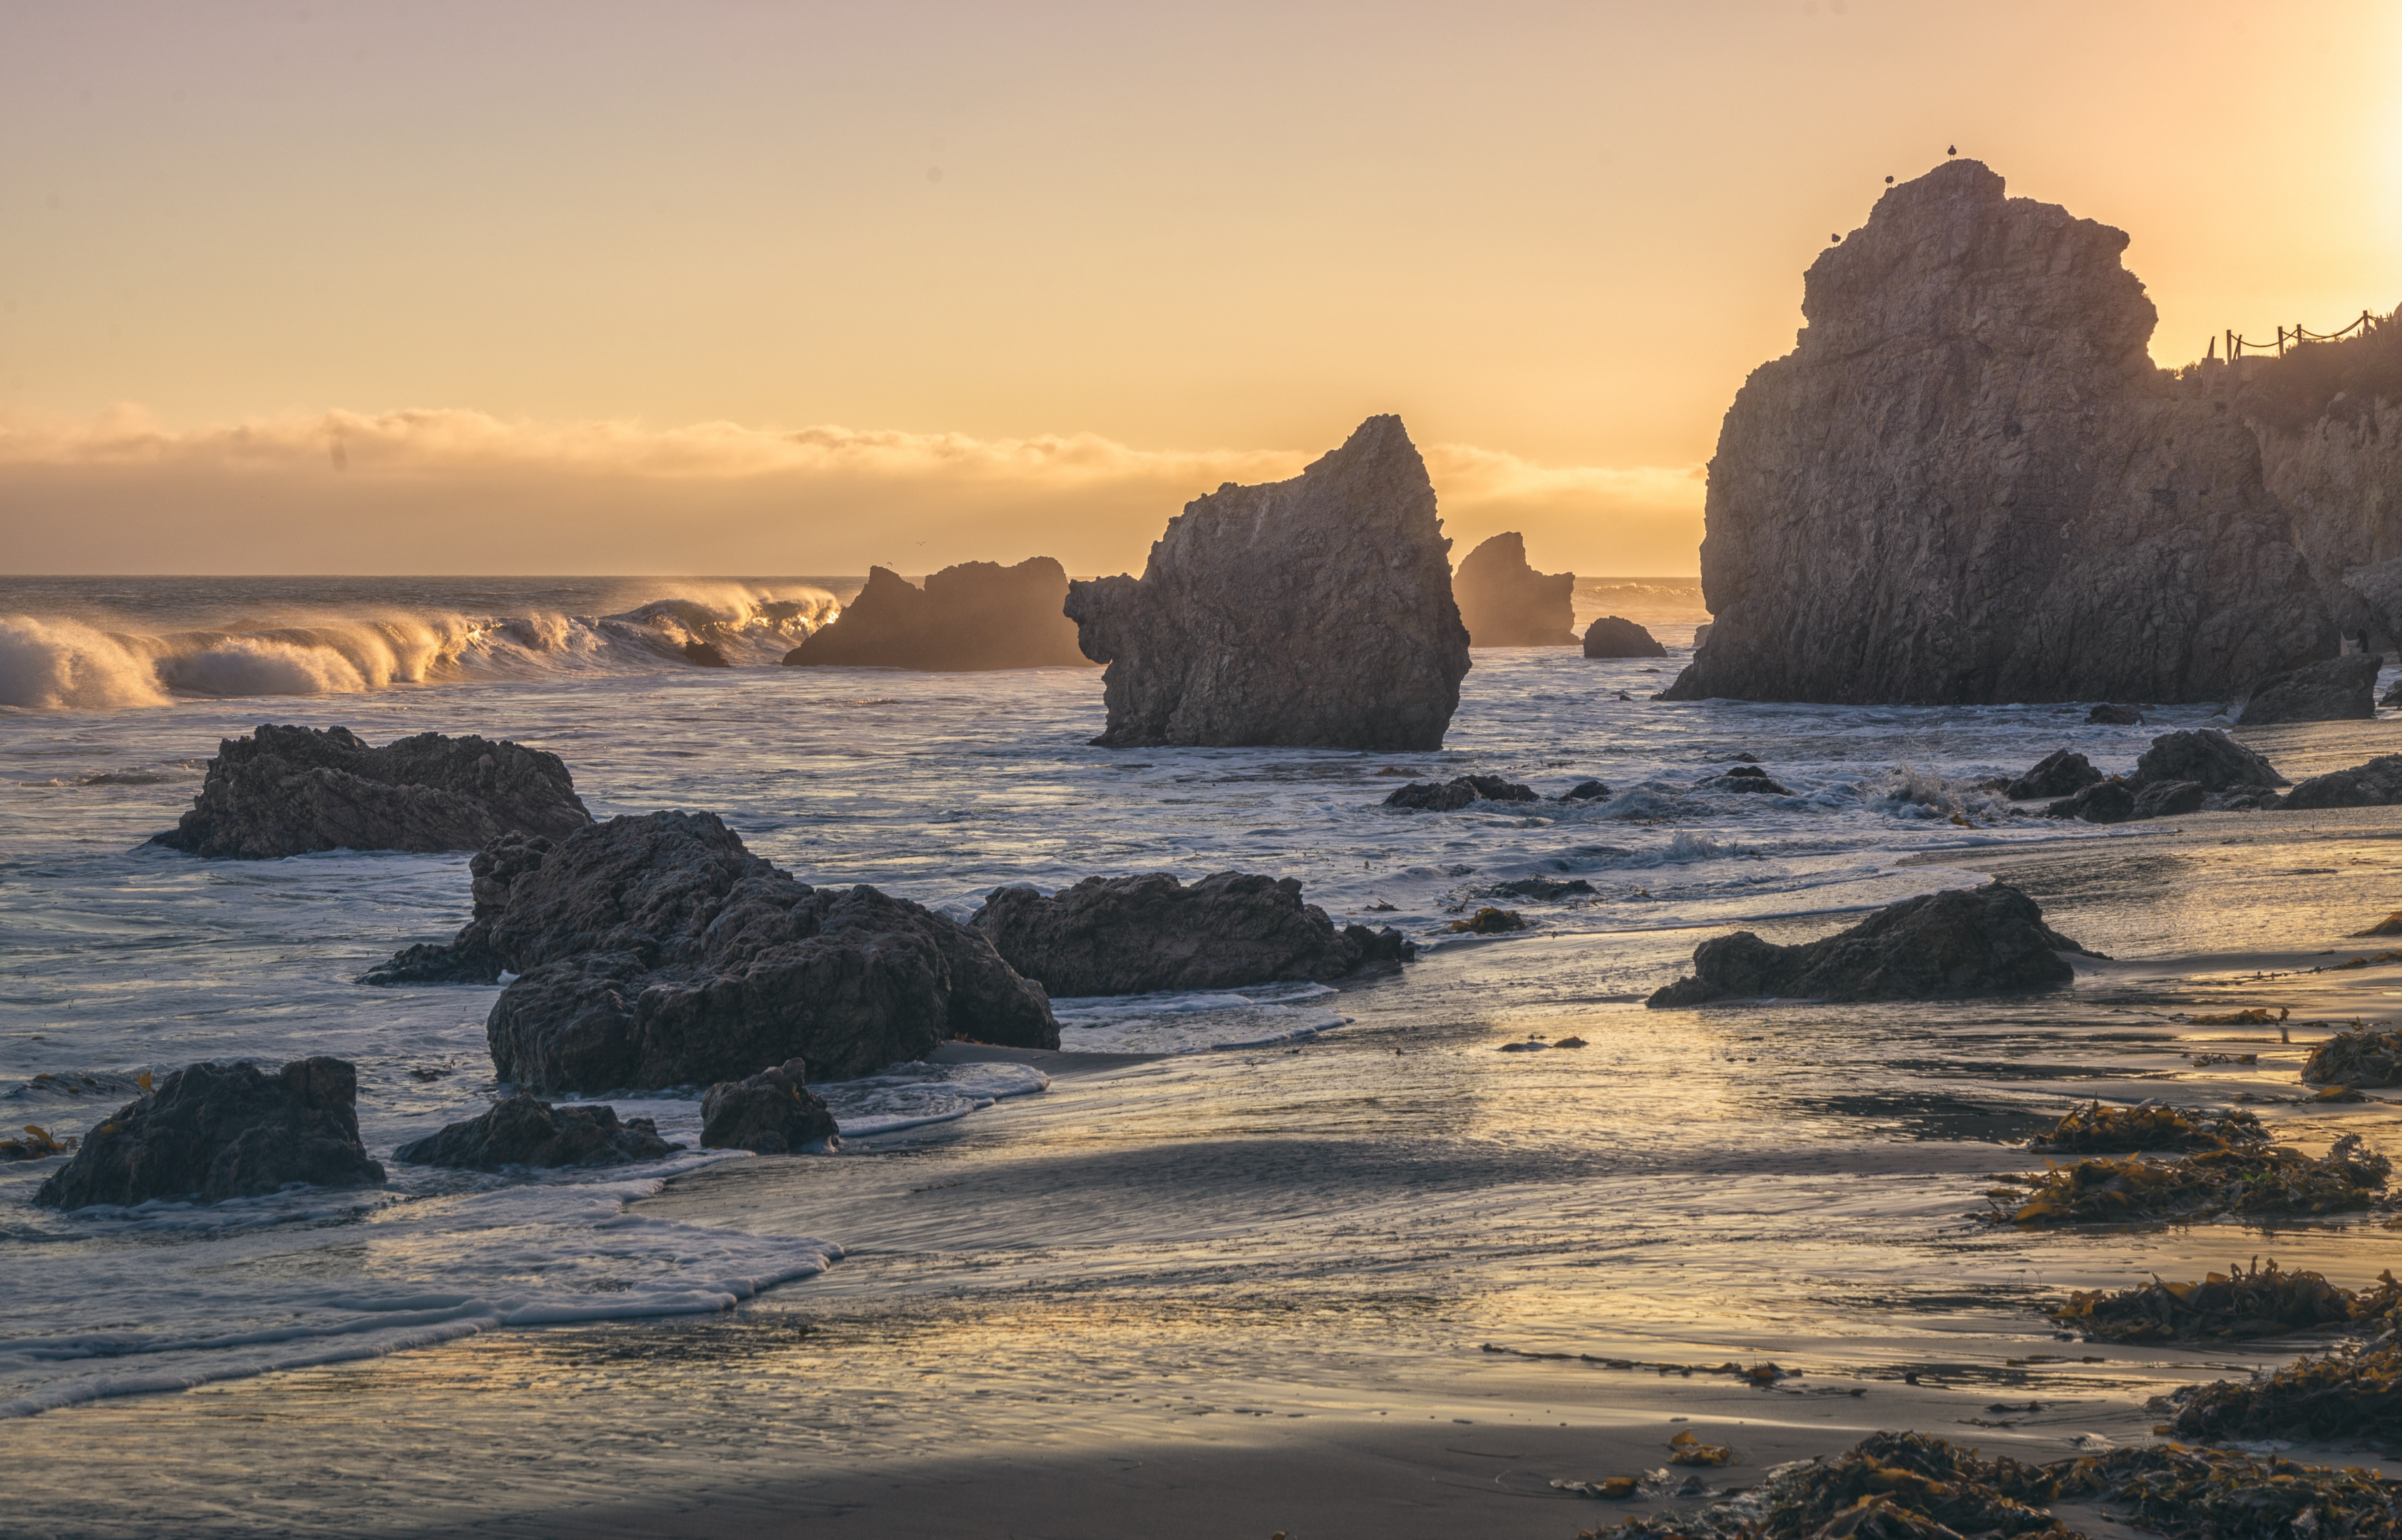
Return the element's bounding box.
[393,1095,679,1169]
[1064,416,1471,749]
[2236,654,2380,725]
[782,558,1092,671]
[1453,533,1576,646]
[1581,616,1668,658]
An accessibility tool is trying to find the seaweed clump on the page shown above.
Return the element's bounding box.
[1985,1136,2389,1226]
[2026,1102,2267,1154]
[1451,907,1528,934]
[2304,1027,2402,1089]
[0,1124,72,1161]
[2165,1339,2402,1446]
[2051,1258,2361,1343]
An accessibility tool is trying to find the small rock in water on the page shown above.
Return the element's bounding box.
[1581,615,1668,658]
[1493,877,1596,901]
[1450,908,1528,935]
[1382,775,1538,811]
[1557,779,1611,801]
[394,1094,681,1169]
[682,640,732,668]
[701,1059,841,1154]
[2086,702,2143,724]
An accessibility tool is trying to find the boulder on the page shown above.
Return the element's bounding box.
[2086,703,2144,725]
[392,1095,679,1169]
[1064,416,1472,749]
[969,871,1415,997]
[1383,774,1538,810]
[2046,781,2137,823]
[364,811,1058,1093]
[1646,882,2091,1007]
[1581,616,1668,659]
[1559,779,1611,801]
[1660,160,2329,706]
[1708,766,1790,794]
[2285,754,2402,810]
[34,1057,385,1210]
[150,724,593,859]
[699,1059,842,1154]
[2131,779,2207,819]
[782,558,1092,671]
[1453,533,1576,646]
[2130,729,2287,791]
[2007,749,2103,800]
[2235,654,2381,726]
[682,641,732,668]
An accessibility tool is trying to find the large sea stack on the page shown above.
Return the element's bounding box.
[1453,533,1577,646]
[1663,160,2330,705]
[781,558,1092,670]
[1064,415,1472,749]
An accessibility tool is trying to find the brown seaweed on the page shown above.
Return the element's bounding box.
[2050,1258,2357,1343]
[2025,1102,2267,1154]
[1983,1136,2389,1226]
[2165,1338,2402,1446]
[2304,1027,2402,1089]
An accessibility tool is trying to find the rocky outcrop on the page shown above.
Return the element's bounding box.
[392,1095,679,1169]
[1581,617,1668,659]
[363,811,1058,1092]
[1646,883,2090,1007]
[2046,730,2288,822]
[970,871,1415,997]
[781,559,1092,671]
[2286,754,2402,810]
[150,724,592,860]
[1708,766,1789,794]
[2238,319,2402,640]
[35,1057,385,1210]
[2236,654,2381,725]
[1064,416,1471,749]
[700,1059,841,1154]
[1453,533,1576,646]
[2130,729,2286,791]
[1661,160,2329,706]
[1383,775,1537,810]
[2087,704,2144,725]
[2007,749,2102,800]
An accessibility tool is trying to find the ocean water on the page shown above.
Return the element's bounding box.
[2,575,2399,1486]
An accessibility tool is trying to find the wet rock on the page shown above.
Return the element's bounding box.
[1646,881,2090,1007]
[1581,616,1668,659]
[2131,779,2207,818]
[1453,532,1576,646]
[1661,161,2329,706]
[1449,907,1527,933]
[2045,779,2137,823]
[1064,415,1471,749]
[391,1094,679,1169]
[2236,652,2380,725]
[700,1059,841,1154]
[1558,779,1611,801]
[682,641,732,667]
[2086,702,2144,724]
[1710,766,1790,794]
[969,871,1415,997]
[2006,749,2102,800]
[2202,786,2284,811]
[2384,677,2402,709]
[1382,774,1538,810]
[782,559,1092,671]
[150,724,593,860]
[35,1057,385,1210]
[1492,877,1596,900]
[366,811,1057,1093]
[2130,729,2287,791]
[359,832,555,984]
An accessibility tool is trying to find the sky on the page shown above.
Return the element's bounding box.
[1,0,2396,577]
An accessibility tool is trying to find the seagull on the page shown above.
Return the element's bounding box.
[1831,233,1841,242]
[1947,144,1956,155]
[1884,175,1894,184]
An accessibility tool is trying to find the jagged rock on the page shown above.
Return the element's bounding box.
[2130,729,2287,791]
[1581,616,1668,659]
[35,1057,385,1210]
[1559,779,1611,801]
[360,832,555,984]
[782,559,1092,670]
[1453,533,1576,646]
[1646,883,2089,1007]
[2286,754,2402,810]
[2008,749,2103,800]
[392,1095,679,1169]
[682,641,732,668]
[1064,416,1471,749]
[365,811,1057,1092]
[700,1060,840,1154]
[150,724,592,860]
[1661,160,2329,706]
[2087,703,2144,725]
[1382,775,1538,810]
[2236,654,2381,725]
[2132,779,2207,818]
[2046,781,2137,823]
[1493,877,1596,900]
[969,871,1415,997]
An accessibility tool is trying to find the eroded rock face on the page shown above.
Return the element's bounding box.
[1454,533,1576,646]
[392,1095,679,1169]
[1646,883,2090,1007]
[782,559,1092,671]
[1662,160,2329,705]
[151,724,592,859]
[2236,654,2381,725]
[2007,749,2103,801]
[1581,617,1668,659]
[970,871,1414,997]
[700,1059,840,1154]
[1064,416,1471,749]
[364,811,1058,1092]
[35,1057,385,1210]
[2286,754,2402,810]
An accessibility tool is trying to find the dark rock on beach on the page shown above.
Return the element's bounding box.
[700,1059,842,1154]
[1453,532,1576,647]
[1580,616,1668,659]
[782,558,1092,671]
[1382,775,1538,811]
[2235,653,2381,726]
[2086,703,2144,724]
[1064,415,1472,750]
[1646,882,2090,1007]
[970,871,1414,997]
[2132,779,2207,818]
[2286,754,2402,810]
[2131,729,2287,791]
[151,724,593,860]
[2006,749,2102,801]
[392,1094,679,1170]
[35,1057,386,1210]
[2046,780,2137,824]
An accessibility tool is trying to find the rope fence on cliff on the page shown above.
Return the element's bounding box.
[2218,309,2387,360]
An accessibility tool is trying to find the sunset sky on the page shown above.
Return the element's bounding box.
[3,0,2396,576]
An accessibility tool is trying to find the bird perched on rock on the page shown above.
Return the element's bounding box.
[1946,144,1956,155]
[1884,175,1894,184]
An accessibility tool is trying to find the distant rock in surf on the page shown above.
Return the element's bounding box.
[682,640,732,668]
[2286,754,2402,811]
[782,559,1092,671]
[35,1057,385,1210]
[1064,415,1471,749]
[1581,616,1668,659]
[2086,703,2144,725]
[1646,882,2093,1007]
[1383,775,1538,811]
[2006,749,2103,801]
[1454,533,1576,646]
[2235,654,2380,726]
[1661,160,2330,706]
[700,1059,841,1154]
[392,1094,679,1170]
[150,724,592,860]
[363,811,1057,1092]
[970,871,1415,997]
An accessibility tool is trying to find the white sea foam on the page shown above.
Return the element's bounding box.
[1054,982,1350,1054]
[0,615,172,710]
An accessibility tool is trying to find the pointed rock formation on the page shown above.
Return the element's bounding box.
[1064,416,1471,749]
[781,558,1093,671]
[1663,160,2331,705]
[1454,533,1577,646]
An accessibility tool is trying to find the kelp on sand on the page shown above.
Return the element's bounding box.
[2165,1338,2402,1447]
[2051,1259,2393,1343]
[1984,1136,2390,1226]
[2026,1102,2267,1154]
[2305,1027,2402,1089]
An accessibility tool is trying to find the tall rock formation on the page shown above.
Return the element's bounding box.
[1064,415,1472,749]
[1663,160,2331,705]
[1454,533,1578,646]
[781,558,1093,670]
